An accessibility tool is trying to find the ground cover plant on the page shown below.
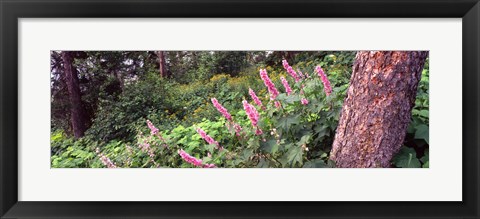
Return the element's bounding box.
[51,51,429,168]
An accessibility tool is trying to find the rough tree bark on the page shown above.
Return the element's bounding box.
[156,51,167,77]
[61,51,87,139]
[330,51,428,168]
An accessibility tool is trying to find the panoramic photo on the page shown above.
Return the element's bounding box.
[51,51,429,168]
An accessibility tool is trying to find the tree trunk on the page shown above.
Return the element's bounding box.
[330,51,428,168]
[61,51,87,139]
[156,51,167,77]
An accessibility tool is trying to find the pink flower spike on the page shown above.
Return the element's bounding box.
[203,163,217,168]
[146,120,159,135]
[233,123,243,136]
[282,59,300,82]
[274,101,281,108]
[297,69,305,78]
[301,98,309,105]
[280,76,292,96]
[211,98,232,121]
[95,148,117,168]
[315,66,332,96]
[178,149,203,167]
[243,100,263,135]
[248,88,263,107]
[196,128,221,149]
[259,69,279,100]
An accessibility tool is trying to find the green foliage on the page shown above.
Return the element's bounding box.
[392,146,422,168]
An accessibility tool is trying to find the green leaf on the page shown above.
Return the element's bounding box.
[203,143,216,153]
[420,149,429,168]
[422,161,429,168]
[303,159,328,168]
[284,95,301,104]
[298,135,311,146]
[420,149,429,163]
[202,156,212,163]
[278,115,300,130]
[285,147,303,166]
[257,158,270,168]
[327,159,336,168]
[260,139,279,154]
[241,149,254,160]
[414,124,429,144]
[392,147,421,168]
[419,110,429,118]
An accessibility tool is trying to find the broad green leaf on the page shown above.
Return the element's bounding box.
[303,159,328,168]
[419,110,429,118]
[420,149,429,168]
[203,143,216,153]
[422,161,429,168]
[298,135,311,146]
[260,139,279,154]
[257,158,270,168]
[278,115,300,130]
[414,124,429,144]
[241,149,254,160]
[284,95,301,104]
[392,147,421,168]
[286,147,303,166]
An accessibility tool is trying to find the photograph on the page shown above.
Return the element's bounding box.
[50,51,429,168]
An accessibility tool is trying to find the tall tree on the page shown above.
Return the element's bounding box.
[330,51,428,168]
[156,51,167,77]
[61,51,87,138]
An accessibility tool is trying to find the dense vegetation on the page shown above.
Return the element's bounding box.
[51,51,429,168]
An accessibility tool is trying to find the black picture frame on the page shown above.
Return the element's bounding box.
[1,0,479,218]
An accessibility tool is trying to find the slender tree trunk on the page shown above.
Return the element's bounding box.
[330,51,428,168]
[61,51,87,139]
[156,51,167,77]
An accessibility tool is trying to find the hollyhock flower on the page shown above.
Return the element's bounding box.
[301,98,309,105]
[196,128,221,149]
[282,59,300,82]
[243,100,259,127]
[203,163,217,168]
[315,66,332,96]
[297,69,305,78]
[274,101,281,108]
[248,88,263,107]
[211,98,232,121]
[233,123,243,136]
[146,120,159,135]
[139,141,150,152]
[178,149,216,168]
[280,76,292,95]
[95,148,117,168]
[178,149,203,167]
[259,69,279,100]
